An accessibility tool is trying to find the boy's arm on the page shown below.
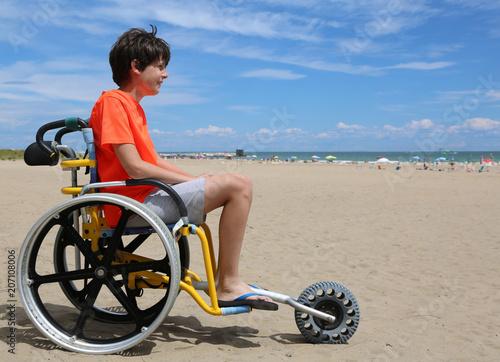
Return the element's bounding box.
[155,151,194,177]
[156,151,213,180]
[113,143,195,184]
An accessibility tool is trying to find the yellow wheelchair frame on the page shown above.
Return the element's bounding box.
[78,201,220,316]
[18,118,359,354]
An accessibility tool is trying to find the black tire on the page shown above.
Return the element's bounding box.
[294,281,359,344]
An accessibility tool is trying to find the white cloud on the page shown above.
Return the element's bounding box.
[384,61,455,71]
[283,127,305,134]
[189,125,236,136]
[383,124,399,132]
[426,43,464,58]
[381,117,500,139]
[0,60,112,103]
[247,128,278,137]
[465,118,500,130]
[409,119,434,129]
[78,1,451,77]
[38,1,456,78]
[337,122,365,130]
[245,128,279,144]
[381,119,437,137]
[314,131,339,139]
[113,1,326,42]
[444,0,500,10]
[240,68,306,80]
[448,118,500,133]
[150,128,173,135]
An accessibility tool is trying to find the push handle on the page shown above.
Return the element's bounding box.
[35,118,89,157]
[35,119,66,157]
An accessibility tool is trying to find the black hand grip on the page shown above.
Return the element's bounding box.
[55,127,76,145]
[35,118,89,156]
[35,119,67,157]
[125,178,189,219]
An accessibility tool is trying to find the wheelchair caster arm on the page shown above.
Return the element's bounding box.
[248,286,336,324]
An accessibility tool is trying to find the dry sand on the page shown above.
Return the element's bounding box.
[1,159,500,361]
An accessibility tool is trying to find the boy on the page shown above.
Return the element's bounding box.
[89,26,277,310]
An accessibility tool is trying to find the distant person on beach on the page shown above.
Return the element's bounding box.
[89,26,276,310]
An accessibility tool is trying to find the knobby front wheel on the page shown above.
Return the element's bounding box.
[295,281,360,344]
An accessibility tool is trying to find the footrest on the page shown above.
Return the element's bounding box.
[220,306,251,315]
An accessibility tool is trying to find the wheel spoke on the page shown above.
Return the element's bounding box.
[110,258,170,274]
[59,221,101,267]
[71,279,104,337]
[123,234,150,253]
[101,209,134,267]
[104,276,146,326]
[33,268,95,286]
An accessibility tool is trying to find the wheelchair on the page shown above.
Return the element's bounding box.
[18,118,360,354]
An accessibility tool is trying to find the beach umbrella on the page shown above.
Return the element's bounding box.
[483,158,493,163]
[435,157,446,161]
[273,155,279,159]
[291,156,297,159]
[326,155,337,160]
[376,157,390,163]
[312,155,320,159]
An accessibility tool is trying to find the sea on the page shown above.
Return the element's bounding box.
[161,150,498,163]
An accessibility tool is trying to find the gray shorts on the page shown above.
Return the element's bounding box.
[127,178,205,227]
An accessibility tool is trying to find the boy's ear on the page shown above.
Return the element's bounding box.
[131,59,141,75]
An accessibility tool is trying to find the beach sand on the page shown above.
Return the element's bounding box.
[1,159,499,360]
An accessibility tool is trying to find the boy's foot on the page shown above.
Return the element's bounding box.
[218,293,279,311]
[216,281,278,310]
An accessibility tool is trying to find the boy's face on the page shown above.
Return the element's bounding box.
[137,58,168,97]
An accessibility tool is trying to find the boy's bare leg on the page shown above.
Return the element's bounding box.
[203,173,273,302]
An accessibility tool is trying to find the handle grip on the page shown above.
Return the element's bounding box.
[35,118,89,157]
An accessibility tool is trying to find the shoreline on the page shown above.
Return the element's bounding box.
[2,156,499,171]
[3,148,498,164]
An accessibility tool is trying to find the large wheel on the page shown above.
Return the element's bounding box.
[18,194,181,354]
[295,281,359,344]
[53,219,190,324]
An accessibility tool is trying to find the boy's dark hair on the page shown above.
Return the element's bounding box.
[109,25,171,86]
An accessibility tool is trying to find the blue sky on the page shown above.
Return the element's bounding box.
[1,0,500,153]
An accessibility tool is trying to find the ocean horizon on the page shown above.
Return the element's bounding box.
[159,150,499,163]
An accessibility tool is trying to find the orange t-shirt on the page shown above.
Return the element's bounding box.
[89,89,156,226]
